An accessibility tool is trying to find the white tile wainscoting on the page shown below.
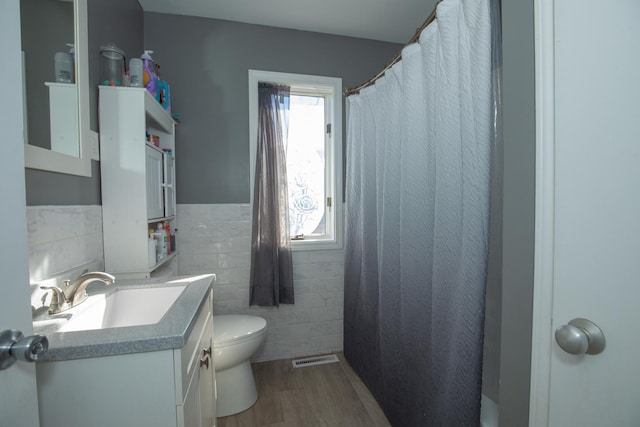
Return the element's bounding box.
[26,205,105,309]
[177,204,345,362]
[24,204,344,362]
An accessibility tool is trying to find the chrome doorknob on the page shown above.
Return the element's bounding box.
[0,329,49,370]
[555,318,606,355]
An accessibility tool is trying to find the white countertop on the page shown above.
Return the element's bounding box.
[34,274,214,361]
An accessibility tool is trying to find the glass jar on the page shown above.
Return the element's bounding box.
[99,43,125,86]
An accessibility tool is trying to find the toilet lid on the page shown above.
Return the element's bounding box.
[213,315,266,345]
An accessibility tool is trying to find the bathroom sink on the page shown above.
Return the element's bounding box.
[37,285,187,333]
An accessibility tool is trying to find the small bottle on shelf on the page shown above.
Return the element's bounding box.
[153,223,167,262]
[148,230,157,267]
[163,221,171,255]
[170,228,177,253]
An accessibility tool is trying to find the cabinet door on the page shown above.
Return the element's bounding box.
[179,373,201,427]
[146,145,164,220]
[199,320,216,427]
[163,153,176,217]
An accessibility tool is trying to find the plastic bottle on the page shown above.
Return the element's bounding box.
[148,232,157,267]
[163,221,171,255]
[54,52,73,83]
[153,223,167,262]
[129,58,143,88]
[170,228,176,253]
[66,43,75,60]
[66,43,75,82]
[141,50,157,98]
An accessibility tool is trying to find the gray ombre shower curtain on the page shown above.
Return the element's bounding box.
[344,0,494,425]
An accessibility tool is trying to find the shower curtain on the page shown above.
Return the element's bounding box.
[344,0,494,425]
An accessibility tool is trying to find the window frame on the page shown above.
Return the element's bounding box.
[248,70,343,251]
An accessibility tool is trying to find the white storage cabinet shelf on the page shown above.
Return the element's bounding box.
[99,86,177,278]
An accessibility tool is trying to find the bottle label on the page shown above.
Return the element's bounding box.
[57,70,72,83]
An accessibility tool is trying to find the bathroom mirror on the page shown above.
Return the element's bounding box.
[21,0,91,177]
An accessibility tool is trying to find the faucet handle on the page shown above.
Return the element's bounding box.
[40,286,67,314]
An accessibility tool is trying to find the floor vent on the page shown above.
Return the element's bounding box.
[292,354,340,368]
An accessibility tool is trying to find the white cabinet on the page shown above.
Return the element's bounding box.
[37,290,217,427]
[99,86,177,278]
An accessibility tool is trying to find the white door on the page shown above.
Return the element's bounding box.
[0,1,41,425]
[531,0,640,426]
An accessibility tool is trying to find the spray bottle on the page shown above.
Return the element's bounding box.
[141,50,157,98]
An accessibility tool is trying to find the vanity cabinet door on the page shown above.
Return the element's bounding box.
[146,145,164,220]
[199,319,216,427]
[179,376,201,427]
[176,290,215,427]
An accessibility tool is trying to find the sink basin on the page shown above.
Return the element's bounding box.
[46,285,186,332]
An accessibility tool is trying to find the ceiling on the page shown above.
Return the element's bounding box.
[137,0,438,44]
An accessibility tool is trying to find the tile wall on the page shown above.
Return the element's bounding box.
[26,205,104,310]
[25,204,344,361]
[177,204,345,362]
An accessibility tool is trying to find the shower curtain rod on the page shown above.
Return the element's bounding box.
[344,2,439,96]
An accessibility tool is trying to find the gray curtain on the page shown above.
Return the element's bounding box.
[250,83,294,306]
[344,0,497,425]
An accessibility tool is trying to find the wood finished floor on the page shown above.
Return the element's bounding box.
[217,353,391,427]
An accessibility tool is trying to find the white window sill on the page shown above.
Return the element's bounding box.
[291,238,343,251]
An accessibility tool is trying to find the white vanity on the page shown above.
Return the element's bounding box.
[34,275,217,427]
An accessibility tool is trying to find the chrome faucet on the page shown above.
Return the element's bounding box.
[41,271,115,315]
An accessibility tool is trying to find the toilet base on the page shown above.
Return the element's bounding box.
[216,361,258,417]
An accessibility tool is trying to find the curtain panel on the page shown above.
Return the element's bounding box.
[250,83,295,306]
[344,0,495,425]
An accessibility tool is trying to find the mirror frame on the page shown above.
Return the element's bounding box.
[24,0,91,177]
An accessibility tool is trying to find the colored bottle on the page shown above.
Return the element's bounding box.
[163,221,171,255]
[141,50,157,98]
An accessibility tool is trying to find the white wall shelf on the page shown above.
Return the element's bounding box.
[99,86,177,278]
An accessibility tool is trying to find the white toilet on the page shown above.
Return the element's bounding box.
[213,314,267,417]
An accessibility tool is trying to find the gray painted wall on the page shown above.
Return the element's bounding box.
[25,161,100,205]
[483,105,503,404]
[87,0,144,132]
[481,0,504,405]
[143,12,401,204]
[25,0,143,206]
[20,0,74,152]
[499,0,536,424]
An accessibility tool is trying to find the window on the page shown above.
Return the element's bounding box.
[249,70,343,250]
